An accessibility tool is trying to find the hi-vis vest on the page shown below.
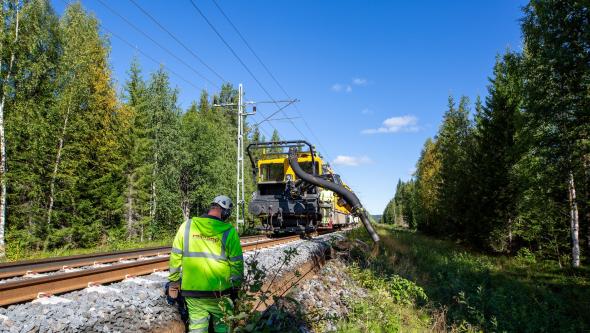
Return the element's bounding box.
[168,215,244,295]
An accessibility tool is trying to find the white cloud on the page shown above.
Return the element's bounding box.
[352,78,368,86]
[331,83,352,93]
[332,155,372,166]
[331,83,343,92]
[333,76,368,93]
[361,115,419,134]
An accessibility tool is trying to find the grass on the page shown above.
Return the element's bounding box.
[336,264,433,333]
[342,224,590,332]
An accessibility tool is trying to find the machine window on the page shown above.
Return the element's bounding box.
[300,161,320,175]
[260,163,284,182]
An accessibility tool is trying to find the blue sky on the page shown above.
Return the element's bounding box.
[52,0,527,214]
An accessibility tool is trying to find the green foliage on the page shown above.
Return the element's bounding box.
[336,229,434,332]
[363,225,590,332]
[390,1,590,268]
[5,0,61,249]
[348,266,428,306]
[381,198,395,225]
[1,1,265,257]
[222,247,309,332]
[514,247,536,265]
[5,231,171,262]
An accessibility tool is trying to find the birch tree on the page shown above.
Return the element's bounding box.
[0,0,20,258]
[43,2,122,248]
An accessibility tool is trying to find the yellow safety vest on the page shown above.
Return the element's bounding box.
[169,215,244,296]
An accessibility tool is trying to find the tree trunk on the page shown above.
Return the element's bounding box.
[125,172,136,239]
[180,171,191,221]
[507,217,513,253]
[47,103,71,233]
[568,171,580,268]
[0,6,19,259]
[148,157,156,242]
[584,154,590,256]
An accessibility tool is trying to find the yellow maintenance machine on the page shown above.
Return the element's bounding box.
[247,141,365,235]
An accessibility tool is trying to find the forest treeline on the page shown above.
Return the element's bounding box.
[383,0,589,267]
[0,0,273,258]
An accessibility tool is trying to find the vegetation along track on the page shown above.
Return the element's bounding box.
[0,232,328,306]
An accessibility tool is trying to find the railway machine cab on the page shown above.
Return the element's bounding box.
[247,140,325,233]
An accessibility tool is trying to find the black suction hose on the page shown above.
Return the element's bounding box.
[288,147,380,243]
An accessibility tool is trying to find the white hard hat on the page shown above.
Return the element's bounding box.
[212,195,233,209]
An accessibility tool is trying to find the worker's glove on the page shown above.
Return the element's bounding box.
[165,281,180,305]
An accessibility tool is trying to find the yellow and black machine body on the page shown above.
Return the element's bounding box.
[247,140,357,233]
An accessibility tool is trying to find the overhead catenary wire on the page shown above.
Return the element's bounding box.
[210,0,334,162]
[61,0,275,138]
[127,0,226,84]
[95,0,219,88]
[188,0,310,142]
[123,0,276,138]
[106,28,203,92]
[60,0,203,92]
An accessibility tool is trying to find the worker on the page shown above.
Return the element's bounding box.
[167,195,244,333]
[319,188,334,226]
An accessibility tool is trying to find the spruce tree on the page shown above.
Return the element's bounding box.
[521,0,589,266]
[121,59,152,240]
[466,53,522,251]
[435,96,473,237]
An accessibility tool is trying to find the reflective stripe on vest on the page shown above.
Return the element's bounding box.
[220,229,231,257]
[189,328,208,333]
[182,218,232,261]
[190,317,209,325]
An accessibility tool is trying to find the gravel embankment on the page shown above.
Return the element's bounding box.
[0,233,340,333]
[290,259,367,332]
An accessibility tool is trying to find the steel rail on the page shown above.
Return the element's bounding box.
[0,235,270,280]
[0,246,170,279]
[0,234,303,306]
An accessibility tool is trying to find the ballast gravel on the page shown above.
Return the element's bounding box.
[0,232,341,333]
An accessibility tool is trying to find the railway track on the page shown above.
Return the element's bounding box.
[0,233,304,307]
[0,235,268,280]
